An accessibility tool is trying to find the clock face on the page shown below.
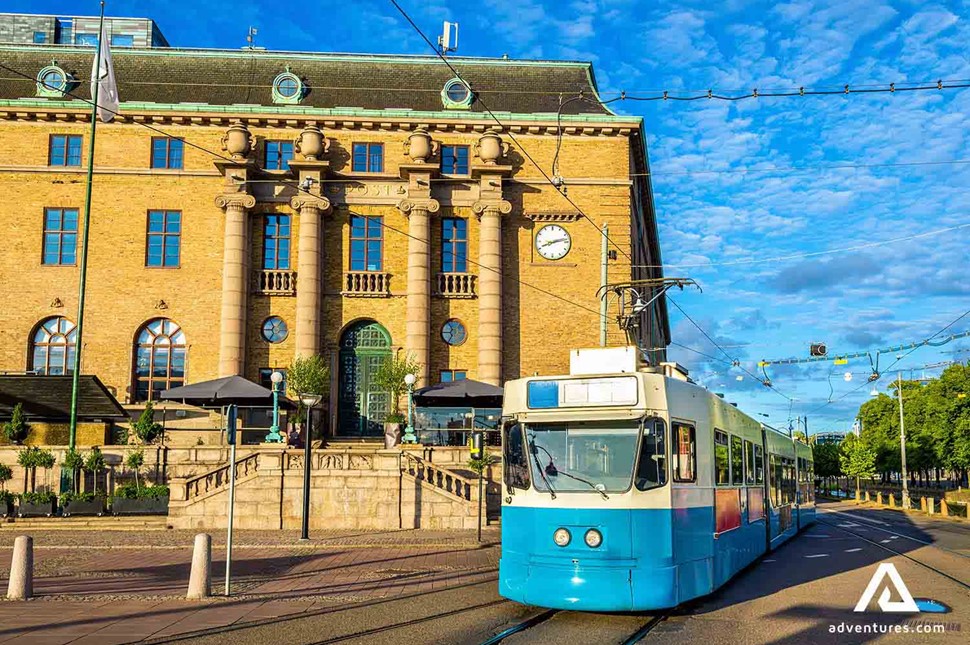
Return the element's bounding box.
[535,224,571,260]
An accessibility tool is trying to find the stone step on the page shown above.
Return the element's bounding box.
[1,516,170,530]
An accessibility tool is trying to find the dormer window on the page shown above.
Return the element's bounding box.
[36,64,72,98]
[272,70,305,104]
[441,78,473,109]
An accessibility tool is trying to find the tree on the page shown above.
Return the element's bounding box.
[371,352,421,422]
[16,446,53,493]
[0,463,12,491]
[840,433,877,499]
[125,448,145,493]
[63,447,86,494]
[2,402,29,444]
[131,403,163,444]
[84,447,106,496]
[812,441,841,490]
[287,355,330,425]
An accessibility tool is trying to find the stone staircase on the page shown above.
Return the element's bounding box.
[1,515,170,530]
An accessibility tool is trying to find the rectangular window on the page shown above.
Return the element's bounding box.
[744,440,755,485]
[714,429,729,485]
[440,145,470,175]
[441,370,467,382]
[33,32,47,43]
[351,143,384,173]
[635,418,667,490]
[151,137,184,169]
[731,435,744,485]
[146,210,181,267]
[110,34,134,46]
[441,218,468,272]
[49,135,82,167]
[672,422,696,482]
[75,33,98,46]
[42,208,78,265]
[262,215,291,270]
[55,18,73,44]
[754,445,764,484]
[264,141,294,170]
[349,215,383,271]
[769,454,779,506]
[502,422,531,490]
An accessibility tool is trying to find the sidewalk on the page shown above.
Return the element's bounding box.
[0,528,501,644]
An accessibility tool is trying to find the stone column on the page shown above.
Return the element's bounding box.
[291,194,332,359]
[215,194,256,377]
[399,199,440,386]
[473,200,512,386]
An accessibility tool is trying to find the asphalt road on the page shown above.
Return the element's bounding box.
[170,501,969,645]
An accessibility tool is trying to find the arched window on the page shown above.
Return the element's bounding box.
[30,317,76,375]
[133,318,187,401]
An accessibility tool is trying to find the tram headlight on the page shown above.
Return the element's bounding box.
[584,529,603,548]
[553,527,571,547]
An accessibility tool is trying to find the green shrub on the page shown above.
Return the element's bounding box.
[18,491,56,505]
[112,482,168,500]
[0,490,14,505]
[3,402,29,444]
[132,403,163,444]
[467,450,499,475]
[0,463,12,490]
[61,491,103,504]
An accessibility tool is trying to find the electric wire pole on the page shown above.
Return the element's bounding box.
[897,371,910,509]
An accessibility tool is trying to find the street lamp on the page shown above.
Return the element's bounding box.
[265,370,284,443]
[298,392,322,540]
[402,373,417,444]
[896,372,910,510]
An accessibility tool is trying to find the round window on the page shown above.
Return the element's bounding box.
[441,78,474,109]
[40,69,65,91]
[276,76,299,99]
[441,319,467,346]
[446,81,470,103]
[261,316,289,343]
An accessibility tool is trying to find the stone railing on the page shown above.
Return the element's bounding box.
[343,271,391,297]
[435,272,476,298]
[253,269,297,296]
[184,452,260,500]
[401,452,473,501]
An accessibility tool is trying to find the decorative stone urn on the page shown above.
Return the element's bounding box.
[294,124,328,161]
[474,128,509,165]
[221,121,255,160]
[403,128,438,163]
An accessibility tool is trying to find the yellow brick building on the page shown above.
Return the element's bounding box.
[0,43,668,438]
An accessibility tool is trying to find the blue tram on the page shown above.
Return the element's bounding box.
[498,355,815,611]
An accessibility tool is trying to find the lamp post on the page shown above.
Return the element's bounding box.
[897,372,910,510]
[265,370,284,443]
[298,392,322,540]
[402,373,417,444]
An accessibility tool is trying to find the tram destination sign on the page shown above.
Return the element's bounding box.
[527,376,639,409]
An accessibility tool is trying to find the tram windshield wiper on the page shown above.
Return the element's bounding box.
[553,469,610,500]
[528,437,557,499]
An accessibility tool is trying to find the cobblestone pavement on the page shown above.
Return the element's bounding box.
[0,528,501,644]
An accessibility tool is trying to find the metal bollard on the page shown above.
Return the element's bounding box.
[864,491,871,503]
[920,497,926,512]
[6,536,33,600]
[876,492,883,505]
[186,533,212,599]
[889,494,896,508]
[927,498,935,515]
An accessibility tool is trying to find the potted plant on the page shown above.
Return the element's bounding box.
[0,463,13,517]
[132,403,163,444]
[85,447,106,497]
[110,448,170,515]
[372,352,420,447]
[16,447,57,516]
[3,402,29,444]
[61,491,105,517]
[286,355,329,445]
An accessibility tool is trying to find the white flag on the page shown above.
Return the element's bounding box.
[90,22,119,122]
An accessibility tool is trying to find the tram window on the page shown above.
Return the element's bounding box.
[714,430,729,485]
[744,440,755,485]
[730,435,743,485]
[635,418,667,491]
[502,422,531,490]
[768,454,780,506]
[527,420,641,493]
[754,445,764,484]
[672,423,696,482]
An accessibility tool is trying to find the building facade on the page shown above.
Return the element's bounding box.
[0,13,168,48]
[0,40,668,439]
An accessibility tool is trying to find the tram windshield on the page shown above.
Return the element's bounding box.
[525,420,641,494]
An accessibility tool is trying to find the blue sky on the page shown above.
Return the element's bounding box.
[15,0,970,433]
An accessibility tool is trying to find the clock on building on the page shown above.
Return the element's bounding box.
[535,224,572,260]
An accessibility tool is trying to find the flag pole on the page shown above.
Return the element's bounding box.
[67,1,106,452]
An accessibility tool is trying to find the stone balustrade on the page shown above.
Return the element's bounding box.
[253,269,297,296]
[342,271,391,297]
[435,272,476,298]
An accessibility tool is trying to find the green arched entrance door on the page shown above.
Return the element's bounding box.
[338,320,392,437]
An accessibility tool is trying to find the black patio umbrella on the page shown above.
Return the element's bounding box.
[159,375,296,409]
[412,378,504,408]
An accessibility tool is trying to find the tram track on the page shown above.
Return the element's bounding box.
[820,508,970,558]
[818,519,970,591]
[478,610,668,645]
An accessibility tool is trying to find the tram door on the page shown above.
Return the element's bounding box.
[337,320,391,437]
